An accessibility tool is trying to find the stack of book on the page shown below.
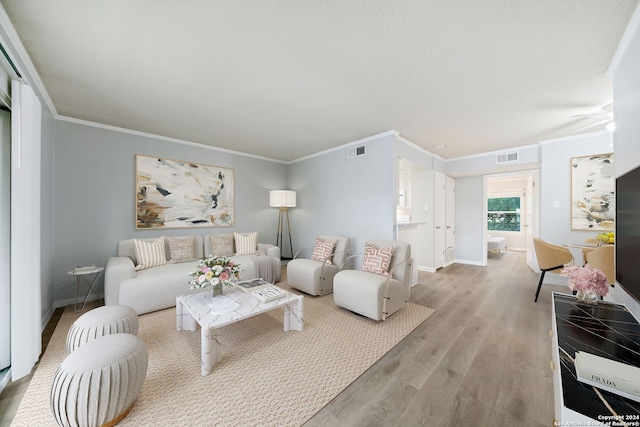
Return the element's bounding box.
[252,286,287,303]
[235,278,272,293]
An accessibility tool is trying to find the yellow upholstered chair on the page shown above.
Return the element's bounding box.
[533,238,574,302]
[585,244,615,285]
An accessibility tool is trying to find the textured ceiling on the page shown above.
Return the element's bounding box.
[1,1,637,161]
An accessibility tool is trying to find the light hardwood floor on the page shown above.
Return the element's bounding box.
[305,251,565,427]
[0,251,564,426]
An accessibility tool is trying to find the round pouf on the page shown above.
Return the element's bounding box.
[51,333,148,427]
[66,305,138,353]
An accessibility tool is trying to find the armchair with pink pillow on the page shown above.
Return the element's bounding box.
[333,240,413,321]
[286,235,351,296]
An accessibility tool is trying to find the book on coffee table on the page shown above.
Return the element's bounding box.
[235,278,272,293]
[252,286,287,303]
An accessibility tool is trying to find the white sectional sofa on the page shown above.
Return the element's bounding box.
[104,234,281,315]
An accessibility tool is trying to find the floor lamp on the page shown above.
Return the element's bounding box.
[269,190,296,260]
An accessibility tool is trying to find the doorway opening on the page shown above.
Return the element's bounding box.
[484,169,539,270]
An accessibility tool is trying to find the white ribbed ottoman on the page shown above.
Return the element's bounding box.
[66,305,138,353]
[51,333,148,427]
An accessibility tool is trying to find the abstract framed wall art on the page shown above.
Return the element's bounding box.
[135,155,234,229]
[570,153,614,231]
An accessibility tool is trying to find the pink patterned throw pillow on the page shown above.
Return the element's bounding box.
[361,243,394,276]
[310,238,336,264]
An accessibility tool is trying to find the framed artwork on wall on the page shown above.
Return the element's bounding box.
[570,153,614,231]
[135,155,234,229]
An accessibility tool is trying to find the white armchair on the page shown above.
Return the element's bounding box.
[286,235,351,296]
[333,240,413,321]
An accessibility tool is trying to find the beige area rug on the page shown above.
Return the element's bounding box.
[12,293,433,426]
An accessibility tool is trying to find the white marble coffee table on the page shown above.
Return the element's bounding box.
[176,287,304,375]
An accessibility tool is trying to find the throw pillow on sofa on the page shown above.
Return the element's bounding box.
[310,238,336,264]
[361,242,394,276]
[133,237,168,271]
[167,236,198,263]
[234,232,257,255]
[208,234,234,257]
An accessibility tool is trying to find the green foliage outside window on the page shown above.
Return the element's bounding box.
[488,197,521,231]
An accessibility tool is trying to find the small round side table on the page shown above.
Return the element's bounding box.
[67,266,104,312]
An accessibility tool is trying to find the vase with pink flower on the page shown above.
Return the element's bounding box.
[560,264,609,305]
[188,255,241,297]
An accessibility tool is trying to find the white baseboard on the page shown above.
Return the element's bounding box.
[0,368,11,394]
[454,258,486,267]
[41,293,104,331]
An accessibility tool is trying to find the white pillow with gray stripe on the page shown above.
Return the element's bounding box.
[234,232,257,256]
[133,237,167,270]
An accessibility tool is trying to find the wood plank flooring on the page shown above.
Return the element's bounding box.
[304,251,565,427]
[0,251,564,426]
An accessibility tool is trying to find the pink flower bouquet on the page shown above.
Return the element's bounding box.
[188,255,241,290]
[560,264,609,297]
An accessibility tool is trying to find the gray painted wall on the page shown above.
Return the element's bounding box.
[51,121,287,304]
[445,131,614,267]
[445,145,542,265]
[539,131,612,245]
[446,144,540,177]
[287,133,396,262]
[40,107,55,321]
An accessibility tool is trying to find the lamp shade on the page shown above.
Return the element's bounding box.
[270,190,296,208]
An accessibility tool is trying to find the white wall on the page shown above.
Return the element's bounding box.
[394,140,441,272]
[611,7,640,318]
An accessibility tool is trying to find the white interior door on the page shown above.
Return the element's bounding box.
[445,176,455,264]
[434,172,446,268]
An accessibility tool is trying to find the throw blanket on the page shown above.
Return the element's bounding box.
[252,249,276,283]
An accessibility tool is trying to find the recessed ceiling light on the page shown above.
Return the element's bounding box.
[435,144,445,149]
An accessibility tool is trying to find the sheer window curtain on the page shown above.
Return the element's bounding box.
[10,80,41,380]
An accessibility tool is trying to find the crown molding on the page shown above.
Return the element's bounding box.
[56,115,287,164]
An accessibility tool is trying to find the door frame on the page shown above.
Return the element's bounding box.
[484,169,540,268]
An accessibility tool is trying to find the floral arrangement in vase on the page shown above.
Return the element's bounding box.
[560,264,609,304]
[188,255,241,295]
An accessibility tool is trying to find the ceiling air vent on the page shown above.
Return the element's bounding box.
[496,151,519,164]
[347,145,366,159]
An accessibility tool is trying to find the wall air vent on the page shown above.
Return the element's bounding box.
[347,145,366,159]
[496,151,519,164]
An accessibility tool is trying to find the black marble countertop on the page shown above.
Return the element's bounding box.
[554,292,640,422]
